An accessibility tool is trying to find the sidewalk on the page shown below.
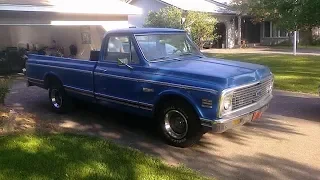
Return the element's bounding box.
[202,47,320,56]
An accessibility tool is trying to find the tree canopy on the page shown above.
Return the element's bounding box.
[231,0,320,30]
[144,6,217,48]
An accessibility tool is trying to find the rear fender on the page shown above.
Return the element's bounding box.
[43,72,63,89]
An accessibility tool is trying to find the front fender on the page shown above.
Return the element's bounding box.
[154,89,204,118]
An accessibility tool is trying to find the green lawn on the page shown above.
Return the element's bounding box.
[205,53,320,94]
[0,134,209,180]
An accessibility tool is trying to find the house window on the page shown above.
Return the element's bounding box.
[264,22,270,37]
[280,29,288,37]
[263,21,288,38]
[273,24,288,37]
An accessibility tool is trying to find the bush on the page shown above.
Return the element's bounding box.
[311,39,320,46]
[144,7,217,48]
[0,53,11,75]
[0,78,10,104]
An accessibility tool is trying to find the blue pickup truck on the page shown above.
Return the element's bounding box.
[26,28,273,147]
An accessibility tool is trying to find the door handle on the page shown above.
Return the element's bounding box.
[102,69,108,72]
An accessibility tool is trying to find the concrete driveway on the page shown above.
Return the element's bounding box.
[5,78,320,180]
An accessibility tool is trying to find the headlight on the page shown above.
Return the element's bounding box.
[223,96,232,110]
[268,79,274,94]
[219,91,234,117]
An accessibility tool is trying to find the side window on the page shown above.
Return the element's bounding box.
[104,36,139,64]
[105,36,130,63]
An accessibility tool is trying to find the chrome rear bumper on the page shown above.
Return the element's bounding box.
[201,94,272,133]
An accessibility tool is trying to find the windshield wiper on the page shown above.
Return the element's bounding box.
[150,56,170,61]
[179,52,193,56]
[179,52,203,58]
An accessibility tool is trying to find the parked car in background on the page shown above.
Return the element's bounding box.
[202,40,215,49]
[26,28,273,147]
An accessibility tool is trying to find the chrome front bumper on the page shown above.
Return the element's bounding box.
[201,94,272,133]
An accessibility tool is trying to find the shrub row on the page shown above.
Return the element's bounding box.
[0,78,10,104]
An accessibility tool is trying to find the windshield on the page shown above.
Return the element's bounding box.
[135,33,203,62]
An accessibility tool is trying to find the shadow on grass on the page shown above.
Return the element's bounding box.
[3,78,320,179]
[0,134,205,180]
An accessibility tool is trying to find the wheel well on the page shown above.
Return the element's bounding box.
[44,74,62,89]
[154,94,198,117]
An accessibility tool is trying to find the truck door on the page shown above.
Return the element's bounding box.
[94,35,152,111]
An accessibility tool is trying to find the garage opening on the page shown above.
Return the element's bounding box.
[0,25,110,74]
[0,25,106,58]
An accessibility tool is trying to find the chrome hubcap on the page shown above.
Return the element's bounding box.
[164,110,188,139]
[50,89,62,108]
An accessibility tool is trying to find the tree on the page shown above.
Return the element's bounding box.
[144,6,183,29]
[144,7,217,48]
[184,11,218,48]
[231,0,320,31]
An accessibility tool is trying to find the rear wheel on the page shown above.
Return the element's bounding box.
[157,99,203,147]
[48,81,72,113]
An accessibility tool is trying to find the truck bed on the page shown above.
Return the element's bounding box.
[27,54,97,95]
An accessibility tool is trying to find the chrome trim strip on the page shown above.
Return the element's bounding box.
[27,63,92,74]
[94,72,218,94]
[223,75,273,95]
[95,92,153,108]
[95,72,138,81]
[96,96,153,111]
[64,85,94,97]
[27,77,44,83]
[134,34,149,62]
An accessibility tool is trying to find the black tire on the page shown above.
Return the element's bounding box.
[157,99,203,147]
[48,80,72,113]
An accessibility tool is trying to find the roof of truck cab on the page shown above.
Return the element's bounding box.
[106,28,185,34]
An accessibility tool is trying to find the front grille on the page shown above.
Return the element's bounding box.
[232,77,273,110]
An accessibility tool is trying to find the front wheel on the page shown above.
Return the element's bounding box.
[48,83,72,113]
[157,100,203,147]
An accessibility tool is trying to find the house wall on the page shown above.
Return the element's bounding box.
[0,11,128,25]
[312,27,320,40]
[128,0,167,27]
[0,25,106,59]
[0,26,12,49]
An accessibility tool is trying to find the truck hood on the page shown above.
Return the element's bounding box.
[150,57,272,90]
